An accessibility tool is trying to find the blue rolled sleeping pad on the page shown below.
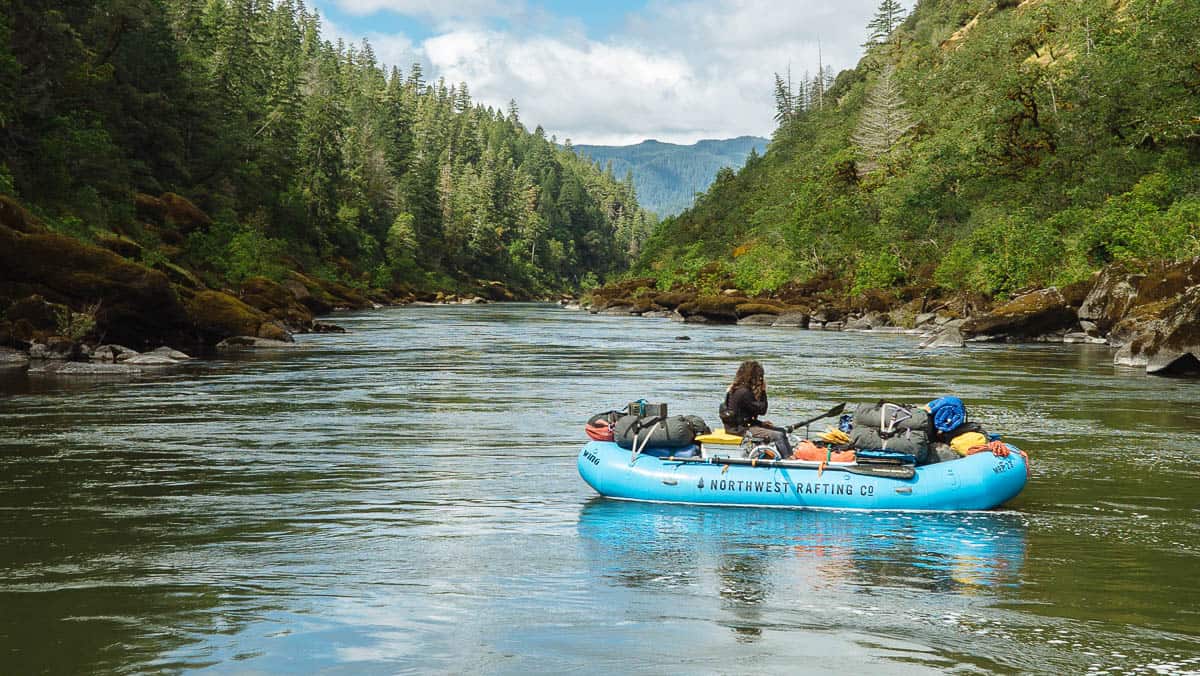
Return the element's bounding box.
[927,396,967,433]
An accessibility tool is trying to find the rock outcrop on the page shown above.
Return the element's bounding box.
[961,287,1077,339]
[1115,285,1200,375]
[185,290,294,344]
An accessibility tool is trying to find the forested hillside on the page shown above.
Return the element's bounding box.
[574,137,767,216]
[636,0,1200,300]
[0,0,651,301]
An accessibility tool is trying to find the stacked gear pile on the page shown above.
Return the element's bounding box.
[846,402,934,464]
[842,397,1003,465]
[585,401,710,458]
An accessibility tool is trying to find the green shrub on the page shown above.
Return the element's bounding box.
[935,215,1062,296]
[852,249,905,295]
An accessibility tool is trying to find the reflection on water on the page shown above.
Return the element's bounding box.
[1,303,1199,673]
[578,500,1028,644]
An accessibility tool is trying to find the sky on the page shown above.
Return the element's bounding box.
[313,0,913,146]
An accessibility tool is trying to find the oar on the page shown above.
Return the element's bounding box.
[659,454,915,480]
[785,402,847,433]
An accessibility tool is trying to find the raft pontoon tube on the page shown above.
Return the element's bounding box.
[578,440,1027,511]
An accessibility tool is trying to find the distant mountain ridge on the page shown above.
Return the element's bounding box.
[574,136,768,216]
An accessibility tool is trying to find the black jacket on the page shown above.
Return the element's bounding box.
[722,386,768,433]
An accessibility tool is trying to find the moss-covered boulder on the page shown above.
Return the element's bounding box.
[185,289,291,344]
[0,209,191,348]
[287,272,372,314]
[160,192,212,234]
[649,290,696,310]
[0,195,46,234]
[735,302,783,318]
[677,295,750,323]
[241,276,314,330]
[95,232,144,259]
[962,287,1076,339]
[587,277,658,310]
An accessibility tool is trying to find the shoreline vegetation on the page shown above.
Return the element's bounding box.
[586,0,1199,377]
[0,0,652,377]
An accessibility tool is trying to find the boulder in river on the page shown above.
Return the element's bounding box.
[216,336,297,349]
[737,314,779,326]
[773,312,810,329]
[920,327,966,349]
[92,344,140,362]
[1115,285,1200,376]
[961,287,1077,339]
[150,346,192,360]
[676,295,748,324]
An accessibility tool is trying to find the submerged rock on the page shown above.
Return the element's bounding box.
[920,328,965,349]
[123,353,182,366]
[216,336,296,349]
[150,346,192,360]
[311,322,346,334]
[28,361,142,376]
[92,344,140,362]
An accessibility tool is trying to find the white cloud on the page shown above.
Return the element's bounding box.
[323,0,913,144]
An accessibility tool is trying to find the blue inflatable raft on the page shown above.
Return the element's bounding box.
[578,440,1028,511]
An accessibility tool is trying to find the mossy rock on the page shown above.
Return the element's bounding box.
[241,276,314,329]
[589,277,658,307]
[154,260,204,290]
[0,218,191,347]
[650,291,695,310]
[677,295,749,323]
[96,232,144,259]
[1134,257,1200,308]
[185,290,273,343]
[159,192,212,234]
[962,287,1076,338]
[735,303,783,318]
[0,196,46,234]
[134,193,167,225]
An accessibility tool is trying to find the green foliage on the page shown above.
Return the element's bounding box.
[731,241,797,295]
[852,249,905,295]
[226,227,288,283]
[935,216,1062,297]
[0,0,648,297]
[636,0,1200,300]
[55,301,99,341]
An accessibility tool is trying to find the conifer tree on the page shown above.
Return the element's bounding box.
[864,0,906,48]
[851,65,914,174]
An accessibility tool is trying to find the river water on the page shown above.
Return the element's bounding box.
[1,303,1198,674]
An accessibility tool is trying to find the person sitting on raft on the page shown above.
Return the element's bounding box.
[720,360,792,459]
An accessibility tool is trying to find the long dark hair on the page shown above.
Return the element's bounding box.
[729,360,765,399]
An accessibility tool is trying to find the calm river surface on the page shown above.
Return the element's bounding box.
[2,303,1199,674]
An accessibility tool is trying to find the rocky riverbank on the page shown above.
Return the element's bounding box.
[0,194,525,377]
[580,258,1200,377]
